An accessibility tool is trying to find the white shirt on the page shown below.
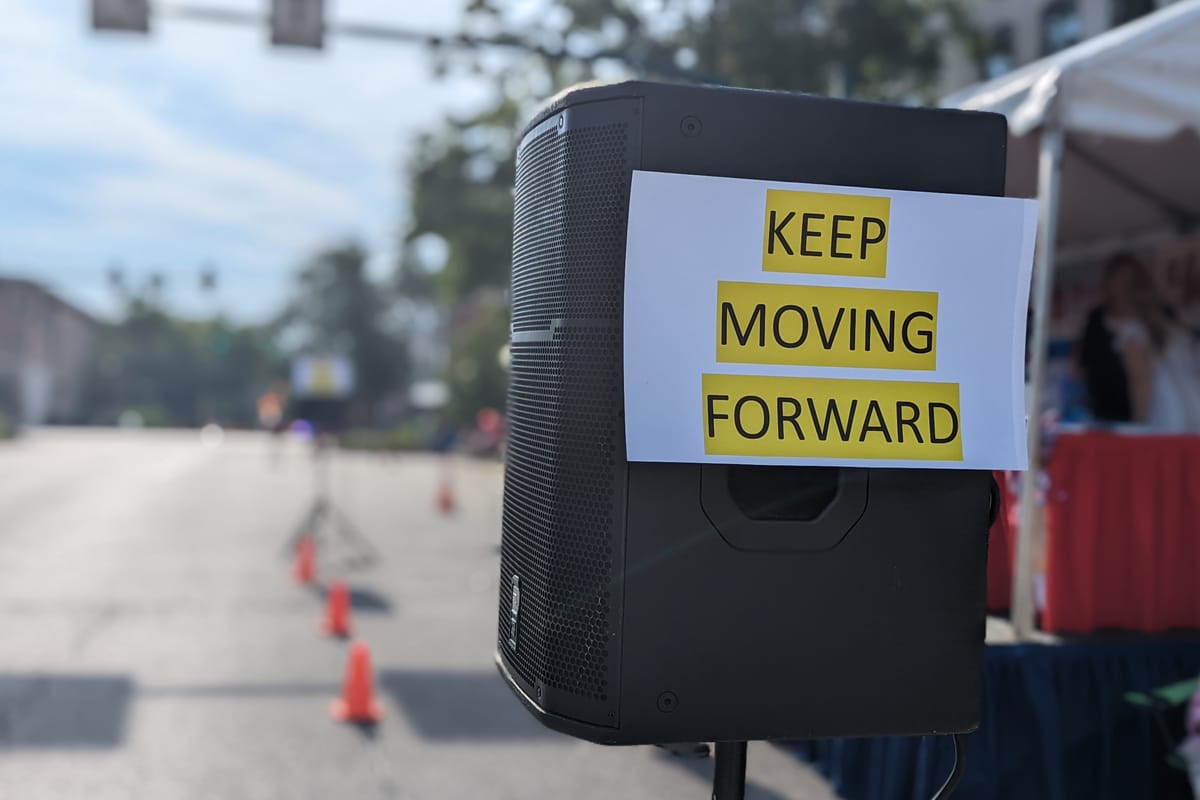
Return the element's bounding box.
[1111,318,1200,434]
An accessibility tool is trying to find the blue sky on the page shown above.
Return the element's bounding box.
[0,1,489,321]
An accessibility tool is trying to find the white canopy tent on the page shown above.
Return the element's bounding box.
[941,0,1200,637]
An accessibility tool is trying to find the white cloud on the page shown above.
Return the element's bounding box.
[145,3,491,164]
[2,56,360,222]
[0,0,493,320]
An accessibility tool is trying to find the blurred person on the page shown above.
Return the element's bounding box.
[1078,253,1142,422]
[1108,259,1200,432]
[258,385,289,465]
[257,390,285,431]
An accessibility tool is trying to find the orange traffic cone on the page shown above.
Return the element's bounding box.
[294,536,316,584]
[322,580,352,637]
[436,479,456,514]
[331,641,383,723]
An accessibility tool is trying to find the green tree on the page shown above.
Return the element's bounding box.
[82,297,283,427]
[187,318,285,424]
[397,101,520,306]
[443,293,510,426]
[460,0,963,99]
[279,242,408,419]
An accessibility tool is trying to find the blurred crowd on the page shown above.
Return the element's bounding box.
[1076,252,1200,433]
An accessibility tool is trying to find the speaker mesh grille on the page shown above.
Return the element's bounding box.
[500,117,630,720]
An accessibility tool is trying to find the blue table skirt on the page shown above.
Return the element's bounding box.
[782,640,1200,800]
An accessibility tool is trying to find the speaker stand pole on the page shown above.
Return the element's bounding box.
[711,741,747,800]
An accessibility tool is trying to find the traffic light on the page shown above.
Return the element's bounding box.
[270,0,325,50]
[200,266,218,292]
[91,0,150,33]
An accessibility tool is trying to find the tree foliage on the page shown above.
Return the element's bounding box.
[78,242,409,430]
[279,242,409,416]
[82,298,283,427]
[462,0,961,98]
[443,294,510,427]
[398,102,520,307]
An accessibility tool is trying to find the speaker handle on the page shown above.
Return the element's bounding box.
[699,465,869,552]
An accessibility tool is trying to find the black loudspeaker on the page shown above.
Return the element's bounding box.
[497,81,1005,745]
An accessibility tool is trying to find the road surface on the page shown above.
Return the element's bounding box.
[0,428,837,800]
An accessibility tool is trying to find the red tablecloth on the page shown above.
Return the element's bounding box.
[1043,431,1200,633]
[986,472,1015,613]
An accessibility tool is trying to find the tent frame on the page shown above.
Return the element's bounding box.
[1013,124,1063,639]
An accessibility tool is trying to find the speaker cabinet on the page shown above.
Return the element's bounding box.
[497,81,1005,744]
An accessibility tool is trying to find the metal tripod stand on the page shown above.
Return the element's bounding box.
[281,435,378,571]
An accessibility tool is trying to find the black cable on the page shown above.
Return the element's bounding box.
[931,733,967,800]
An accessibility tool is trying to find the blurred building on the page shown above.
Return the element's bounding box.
[0,278,100,426]
[941,0,1184,94]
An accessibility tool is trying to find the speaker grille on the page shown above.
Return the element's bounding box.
[500,114,631,722]
[510,122,629,330]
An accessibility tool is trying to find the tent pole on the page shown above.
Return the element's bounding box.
[1012,125,1064,640]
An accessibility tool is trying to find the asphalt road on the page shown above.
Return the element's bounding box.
[0,428,837,800]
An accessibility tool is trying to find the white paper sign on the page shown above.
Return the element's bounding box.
[623,170,1038,470]
[291,355,355,399]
